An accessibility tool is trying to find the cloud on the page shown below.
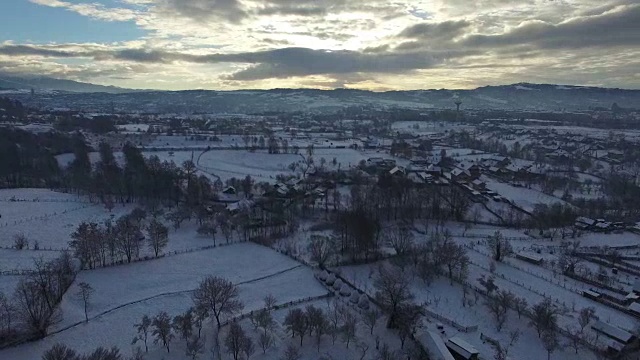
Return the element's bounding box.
[155,0,247,24]
[462,4,640,50]
[29,0,139,22]
[10,0,640,90]
[0,44,472,80]
[398,20,471,40]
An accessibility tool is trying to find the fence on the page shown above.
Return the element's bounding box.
[422,307,478,333]
[0,204,91,229]
[80,238,250,271]
[219,293,334,328]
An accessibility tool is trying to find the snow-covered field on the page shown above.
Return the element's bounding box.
[483,176,567,212]
[0,189,134,250]
[0,241,328,359]
[391,121,471,135]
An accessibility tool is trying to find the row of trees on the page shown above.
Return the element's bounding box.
[70,208,169,268]
[0,252,79,346]
[131,275,244,358]
[0,127,73,188]
[42,344,128,360]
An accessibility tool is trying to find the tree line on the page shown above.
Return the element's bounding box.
[0,253,78,347]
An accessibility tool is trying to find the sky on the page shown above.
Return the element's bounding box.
[0,0,638,91]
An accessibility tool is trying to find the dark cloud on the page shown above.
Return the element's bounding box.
[0,45,78,58]
[398,20,471,40]
[254,0,405,19]
[157,0,247,24]
[0,44,464,79]
[209,48,472,80]
[463,4,640,50]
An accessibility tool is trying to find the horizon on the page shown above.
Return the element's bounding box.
[1,1,639,91]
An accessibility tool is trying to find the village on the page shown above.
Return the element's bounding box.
[2,100,640,360]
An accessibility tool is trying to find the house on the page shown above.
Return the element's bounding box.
[608,150,624,160]
[492,156,511,167]
[408,172,434,185]
[389,166,406,177]
[366,157,384,166]
[594,221,612,232]
[222,186,237,195]
[575,217,596,230]
[628,302,640,317]
[471,179,486,191]
[450,168,471,182]
[591,320,636,347]
[583,289,602,301]
[459,163,481,179]
[417,331,455,360]
[516,252,544,265]
[446,337,479,360]
[226,199,254,214]
[426,164,443,176]
[630,222,640,235]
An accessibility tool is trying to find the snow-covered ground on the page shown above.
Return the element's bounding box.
[0,243,328,359]
[483,176,567,212]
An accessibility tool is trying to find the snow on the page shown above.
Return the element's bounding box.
[116,124,149,133]
[483,176,567,212]
[1,243,328,359]
[576,232,640,248]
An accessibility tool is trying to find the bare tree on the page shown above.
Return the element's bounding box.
[152,311,174,353]
[264,293,277,311]
[242,335,255,360]
[186,335,204,360]
[193,305,207,339]
[558,241,582,274]
[225,322,249,360]
[252,309,275,335]
[14,279,60,337]
[13,233,28,250]
[486,231,512,262]
[376,343,399,360]
[541,329,559,360]
[147,218,169,257]
[341,311,357,349]
[567,326,583,354]
[328,302,343,344]
[76,282,94,323]
[485,290,515,331]
[363,309,379,335]
[197,220,218,246]
[529,299,559,338]
[281,343,301,360]
[374,264,414,328]
[0,291,14,334]
[395,303,422,348]
[132,315,151,353]
[306,305,327,352]
[513,296,528,319]
[491,329,520,360]
[386,225,414,257]
[172,309,194,343]
[356,340,370,360]
[192,276,243,328]
[578,307,596,331]
[115,214,144,263]
[259,332,274,354]
[307,235,333,268]
[283,308,308,346]
[42,343,78,360]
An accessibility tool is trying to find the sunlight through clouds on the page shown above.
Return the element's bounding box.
[0,0,636,90]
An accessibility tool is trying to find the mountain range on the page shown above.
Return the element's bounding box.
[1,74,639,113]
